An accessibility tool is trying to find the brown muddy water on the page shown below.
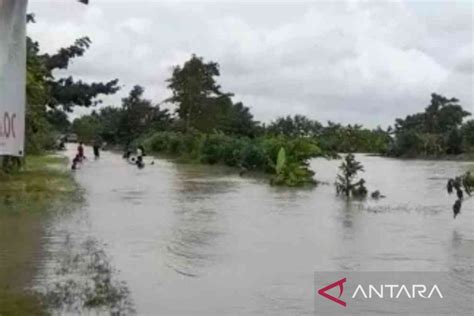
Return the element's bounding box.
[5,146,473,315]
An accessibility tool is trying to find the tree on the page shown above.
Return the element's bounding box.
[69,86,172,146]
[166,55,257,136]
[195,95,258,136]
[24,17,120,153]
[391,93,471,157]
[222,101,259,137]
[461,120,474,152]
[39,36,119,113]
[167,55,224,131]
[306,121,391,154]
[424,94,470,133]
[335,153,367,198]
[267,115,323,138]
[72,113,101,143]
[119,85,171,145]
[97,106,125,144]
[446,128,463,155]
[46,109,71,133]
[25,36,54,154]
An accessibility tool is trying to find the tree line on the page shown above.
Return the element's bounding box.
[390,94,473,157]
[71,54,473,158]
[4,15,472,180]
[70,54,395,155]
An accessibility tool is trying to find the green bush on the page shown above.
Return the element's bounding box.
[241,142,266,170]
[200,134,228,164]
[141,131,324,186]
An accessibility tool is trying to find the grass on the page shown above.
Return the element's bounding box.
[0,155,78,214]
[0,290,46,316]
[0,154,79,315]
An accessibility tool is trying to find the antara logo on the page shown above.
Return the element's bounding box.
[317,278,347,307]
[352,284,443,299]
[317,278,443,307]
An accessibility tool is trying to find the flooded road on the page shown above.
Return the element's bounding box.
[37,146,473,315]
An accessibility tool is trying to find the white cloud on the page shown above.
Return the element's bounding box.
[27,0,473,126]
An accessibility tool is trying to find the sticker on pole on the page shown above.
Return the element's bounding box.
[0,0,27,156]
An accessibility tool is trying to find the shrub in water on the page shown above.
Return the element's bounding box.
[141,131,324,186]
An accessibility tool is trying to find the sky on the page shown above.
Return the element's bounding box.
[27,0,473,128]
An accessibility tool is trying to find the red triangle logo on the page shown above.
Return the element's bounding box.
[317,277,347,307]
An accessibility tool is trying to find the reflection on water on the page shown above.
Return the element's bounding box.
[31,147,474,315]
[166,168,239,279]
[41,236,134,315]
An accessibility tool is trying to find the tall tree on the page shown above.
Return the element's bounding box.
[461,120,474,151]
[97,106,124,144]
[267,115,323,138]
[25,17,120,152]
[166,55,257,136]
[38,36,119,112]
[119,85,171,145]
[391,93,471,156]
[166,55,225,131]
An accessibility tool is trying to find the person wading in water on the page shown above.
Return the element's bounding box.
[136,145,145,168]
[93,139,101,159]
[453,199,462,219]
[71,154,81,170]
[77,142,85,161]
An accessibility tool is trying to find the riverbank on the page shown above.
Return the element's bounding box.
[0,154,79,315]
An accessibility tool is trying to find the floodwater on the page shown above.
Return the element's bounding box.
[34,146,473,315]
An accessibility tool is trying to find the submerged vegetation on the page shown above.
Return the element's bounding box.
[141,131,323,186]
[447,171,473,219]
[43,238,134,315]
[269,146,318,186]
[335,153,367,198]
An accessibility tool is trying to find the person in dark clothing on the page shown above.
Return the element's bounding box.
[93,139,101,158]
[71,154,81,170]
[136,145,144,168]
[58,138,66,150]
[93,146,100,158]
[77,142,85,161]
[453,199,462,219]
[463,172,472,196]
[447,179,454,194]
[123,150,131,159]
[123,144,132,159]
[456,188,464,200]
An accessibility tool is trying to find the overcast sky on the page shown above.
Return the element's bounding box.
[28,0,473,127]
